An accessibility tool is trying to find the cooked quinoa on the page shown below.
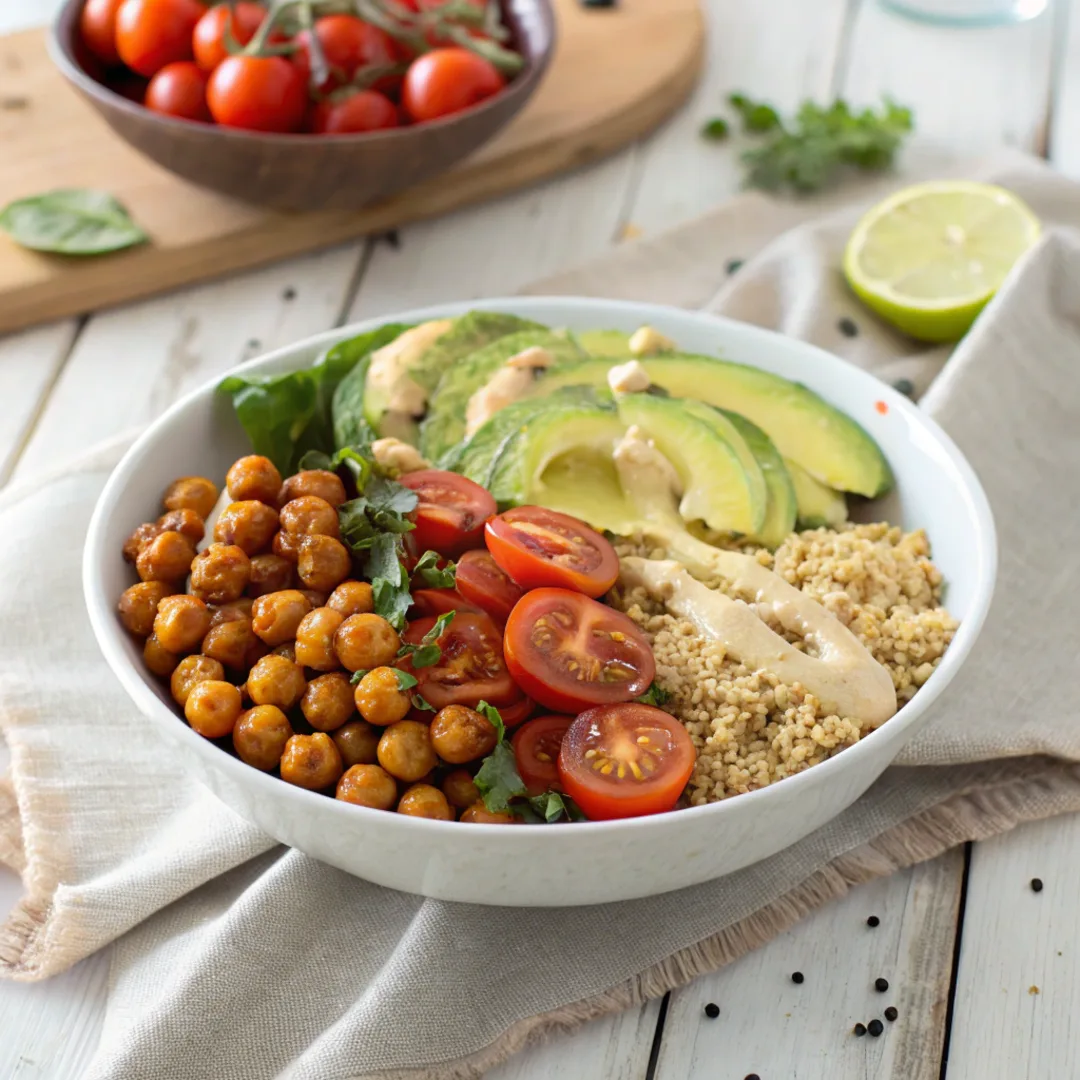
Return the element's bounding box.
[611,523,958,805]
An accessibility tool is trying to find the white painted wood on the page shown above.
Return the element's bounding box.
[0,0,64,35]
[1048,0,1080,177]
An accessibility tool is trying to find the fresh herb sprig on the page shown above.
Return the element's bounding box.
[412,549,457,588]
[636,681,671,708]
[396,610,456,668]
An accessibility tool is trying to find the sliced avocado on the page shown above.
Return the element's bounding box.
[724,412,797,548]
[532,450,642,535]
[419,330,584,461]
[616,393,765,536]
[786,458,848,529]
[575,329,634,358]
[527,354,893,498]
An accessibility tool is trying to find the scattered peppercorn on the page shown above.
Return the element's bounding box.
[704,1002,720,1019]
[868,1018,884,1037]
[725,257,744,275]
[1031,878,1044,892]
[884,1006,898,1022]
[866,915,880,927]
[580,0,617,6]
[838,316,859,338]
[892,377,915,397]
[744,1074,761,1080]
[791,971,804,984]
[853,1023,867,1037]
[379,229,402,249]
[282,287,296,301]
[875,977,889,992]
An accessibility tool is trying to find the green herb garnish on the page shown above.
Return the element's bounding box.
[700,117,730,141]
[411,693,436,712]
[637,681,671,707]
[412,549,457,588]
[397,610,455,668]
[0,189,147,255]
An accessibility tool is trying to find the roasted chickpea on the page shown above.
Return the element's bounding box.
[300,671,355,731]
[331,720,381,768]
[297,535,351,592]
[354,666,411,726]
[190,543,251,604]
[136,530,196,584]
[247,653,306,710]
[214,500,279,555]
[210,598,254,626]
[202,618,265,671]
[143,633,179,677]
[460,801,521,824]
[170,654,225,707]
[294,607,346,671]
[377,720,437,783]
[397,784,453,820]
[279,469,346,508]
[227,455,283,505]
[157,507,205,544]
[122,521,160,563]
[298,588,328,608]
[163,476,219,519]
[280,732,343,790]
[185,679,243,738]
[233,705,293,771]
[246,553,295,597]
[152,594,211,655]
[327,580,374,617]
[117,580,173,637]
[251,589,312,646]
[430,705,498,765]
[279,495,340,539]
[272,529,302,564]
[442,768,481,810]
[272,642,297,662]
[336,764,397,810]
[334,613,400,672]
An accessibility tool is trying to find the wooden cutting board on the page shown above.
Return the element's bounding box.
[0,0,703,335]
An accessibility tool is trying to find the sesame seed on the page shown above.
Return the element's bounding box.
[838,316,859,338]
[1031,878,1044,892]
[884,1007,898,1022]
[853,1023,867,1037]
[704,1002,719,1019]
[875,978,889,993]
[866,915,880,927]
[868,1019,884,1037]
[791,971,804,984]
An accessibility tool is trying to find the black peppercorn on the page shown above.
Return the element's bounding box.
[838,316,859,338]
[1031,878,1044,892]
[868,1018,884,1037]
[725,258,744,275]
[704,1002,720,1019]
[866,915,880,927]
[282,287,296,301]
[853,1023,867,1036]
[875,977,889,992]
[744,1074,761,1080]
[791,971,804,984]
[884,1006,899,1022]
[892,378,915,397]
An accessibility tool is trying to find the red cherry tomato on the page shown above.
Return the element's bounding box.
[192,1,267,72]
[206,55,306,132]
[310,90,400,134]
[484,506,619,598]
[400,612,522,710]
[409,588,482,618]
[80,0,125,65]
[144,60,210,120]
[498,694,535,728]
[115,0,206,78]
[401,47,504,123]
[398,469,496,558]
[503,588,655,714]
[455,548,524,626]
[512,714,573,796]
[293,14,399,92]
[557,704,694,820]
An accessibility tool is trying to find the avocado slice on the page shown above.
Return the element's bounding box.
[419,329,584,461]
[724,412,798,548]
[786,458,848,529]
[527,354,893,498]
[531,451,642,535]
[616,393,765,536]
[574,329,634,357]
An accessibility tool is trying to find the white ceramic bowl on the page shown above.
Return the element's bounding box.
[84,297,996,906]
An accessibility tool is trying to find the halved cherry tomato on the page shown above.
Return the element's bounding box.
[80,0,125,65]
[512,714,573,796]
[400,612,522,710]
[498,694,534,728]
[115,0,206,78]
[485,506,619,598]
[206,54,306,132]
[310,90,400,134]
[293,14,399,92]
[144,60,210,121]
[455,548,524,626]
[192,1,267,72]
[409,588,482,618]
[558,704,694,820]
[401,47,504,123]
[399,470,496,558]
[503,588,655,713]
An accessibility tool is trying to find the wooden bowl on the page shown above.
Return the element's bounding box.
[48,0,555,212]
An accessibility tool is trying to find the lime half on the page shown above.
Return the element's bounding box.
[843,181,1041,343]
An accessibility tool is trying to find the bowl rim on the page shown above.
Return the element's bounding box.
[49,0,556,145]
[83,295,998,839]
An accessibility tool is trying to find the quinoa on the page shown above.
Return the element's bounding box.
[611,523,958,805]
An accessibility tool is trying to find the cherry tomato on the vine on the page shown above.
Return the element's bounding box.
[310,90,400,134]
[145,60,210,121]
[401,47,504,123]
[206,54,307,132]
[80,0,125,65]
[192,1,267,72]
[115,0,206,78]
[293,14,399,92]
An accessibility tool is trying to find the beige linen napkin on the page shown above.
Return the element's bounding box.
[4,148,1080,1080]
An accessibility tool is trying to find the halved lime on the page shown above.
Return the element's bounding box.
[843,181,1041,343]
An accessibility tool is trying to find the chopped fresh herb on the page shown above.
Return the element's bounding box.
[397,609,455,668]
[474,699,506,742]
[728,92,781,132]
[300,444,373,489]
[391,668,418,691]
[349,668,370,685]
[364,533,412,631]
[411,693,436,712]
[637,681,671,707]
[0,188,147,255]
[700,117,729,140]
[413,549,457,588]
[520,790,586,823]
[474,741,526,813]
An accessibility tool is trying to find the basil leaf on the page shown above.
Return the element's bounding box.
[0,189,147,255]
[413,550,456,588]
[349,668,370,685]
[397,609,455,668]
[474,699,506,744]
[474,741,526,813]
[408,643,441,668]
[392,668,418,691]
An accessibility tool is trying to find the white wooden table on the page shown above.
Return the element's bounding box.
[3,2,1078,1076]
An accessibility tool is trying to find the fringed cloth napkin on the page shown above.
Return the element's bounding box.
[3,149,1080,1080]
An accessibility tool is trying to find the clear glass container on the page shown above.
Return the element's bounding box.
[879,0,1049,25]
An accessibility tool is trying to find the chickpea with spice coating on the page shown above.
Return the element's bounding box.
[332,720,381,768]
[190,543,251,604]
[210,598,254,626]
[157,507,204,544]
[247,653,306,710]
[336,764,398,810]
[214,500,279,555]
[185,680,243,739]
[272,642,297,662]
[122,521,160,563]
[280,733,343,790]
[247,553,295,597]
[202,618,265,671]
[136,530,196,584]
[153,594,211,655]
[233,705,293,771]
[279,469,346,508]
[143,634,179,677]
[354,666,411,726]
[430,705,498,764]
[272,529,302,564]
[170,655,225,707]
[335,613,400,672]
[227,455,282,505]
[280,495,340,538]
[298,589,327,608]
[294,607,346,671]
[327,580,373,617]
[117,580,173,637]
[163,476,219,519]
[377,720,437,783]
[442,769,480,810]
[297,535,351,592]
[398,784,453,820]
[251,590,311,646]
[300,672,355,731]
[460,802,521,824]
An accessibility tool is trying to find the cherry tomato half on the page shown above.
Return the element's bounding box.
[485,506,619,598]
[399,469,496,558]
[400,612,522,710]
[498,694,534,728]
[401,47,504,123]
[409,588,482,619]
[293,14,399,93]
[207,54,307,132]
[455,548,524,625]
[80,0,125,65]
[192,1,267,72]
[512,714,573,796]
[503,588,655,714]
[558,704,694,820]
[115,0,206,78]
[145,60,210,121]
[310,90,400,134]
